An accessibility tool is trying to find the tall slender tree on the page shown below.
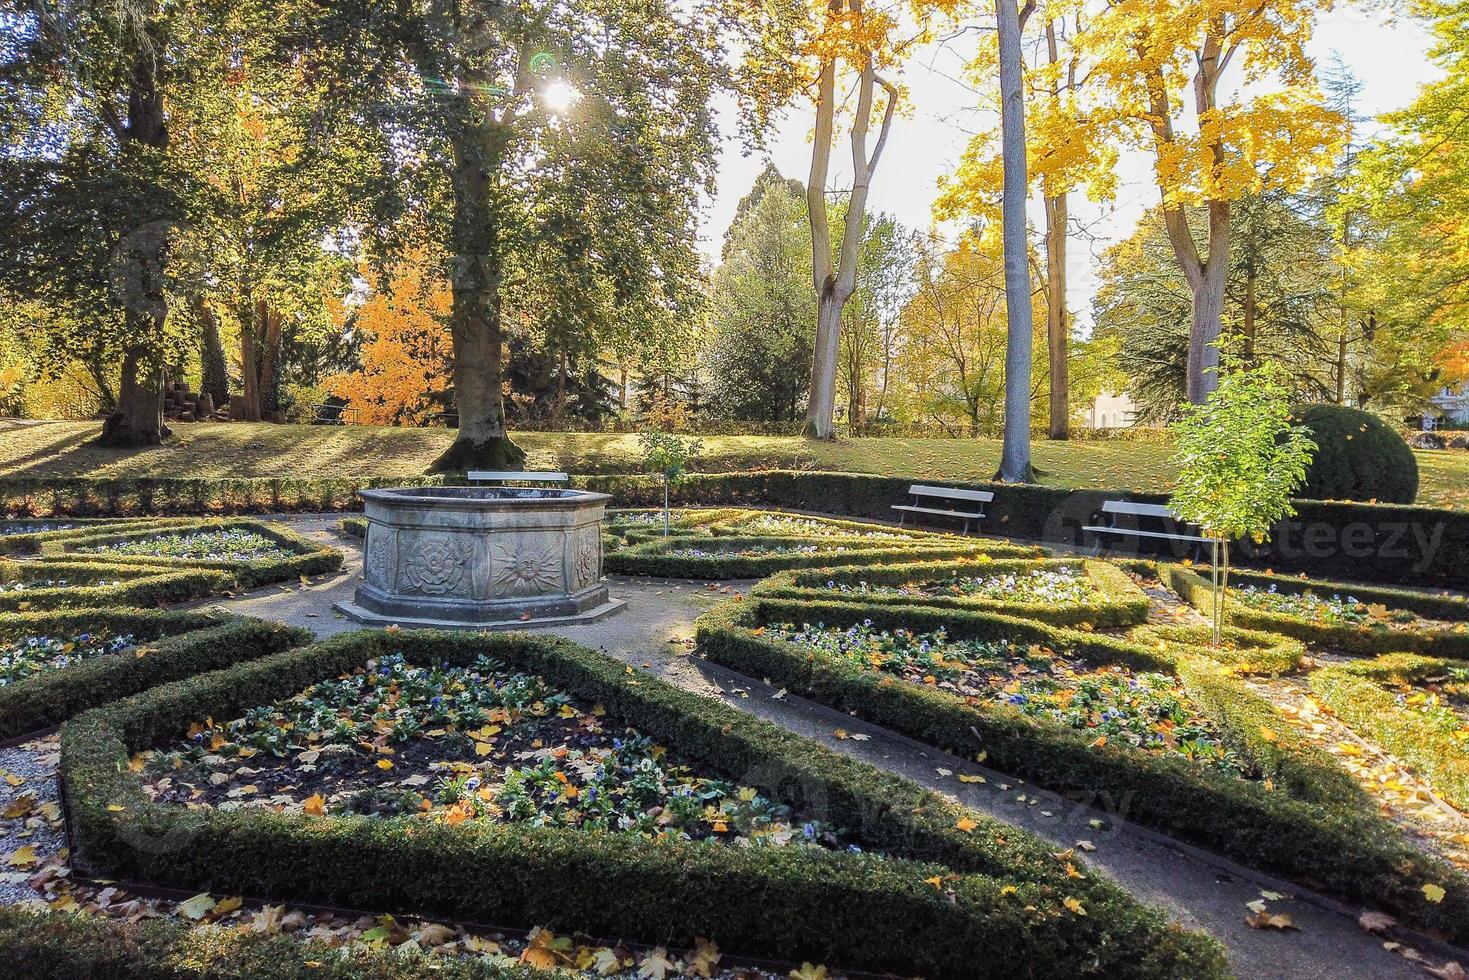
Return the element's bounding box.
[994,0,1035,481]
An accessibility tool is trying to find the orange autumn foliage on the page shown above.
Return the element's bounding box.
[325,254,453,425]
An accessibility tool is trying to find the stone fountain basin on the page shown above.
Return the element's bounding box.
[334,485,622,629]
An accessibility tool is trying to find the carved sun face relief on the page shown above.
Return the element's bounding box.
[490,541,563,597]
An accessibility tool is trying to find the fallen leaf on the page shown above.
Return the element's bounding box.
[1424,883,1447,904]
[303,794,326,816]
[955,818,978,833]
[1357,911,1396,934]
[177,893,217,921]
[1245,911,1298,931]
[1063,897,1086,916]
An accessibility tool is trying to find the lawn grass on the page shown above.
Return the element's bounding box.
[4,419,1468,510]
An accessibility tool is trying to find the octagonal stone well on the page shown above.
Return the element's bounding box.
[333,486,623,629]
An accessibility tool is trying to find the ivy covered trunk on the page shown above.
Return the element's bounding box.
[429,122,524,474]
[97,53,170,448]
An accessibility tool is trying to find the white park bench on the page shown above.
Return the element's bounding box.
[1082,500,1209,558]
[466,470,569,485]
[892,484,994,536]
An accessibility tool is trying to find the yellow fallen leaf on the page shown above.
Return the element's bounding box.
[303,794,326,816]
[6,846,38,868]
[958,774,985,784]
[955,818,978,833]
[1424,883,1446,904]
[1063,897,1086,916]
[376,759,393,770]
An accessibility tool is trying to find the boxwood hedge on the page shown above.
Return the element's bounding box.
[751,557,1150,628]
[1157,563,1469,659]
[38,519,344,590]
[0,518,188,556]
[60,630,1227,979]
[0,906,555,980]
[605,534,1021,579]
[0,558,232,613]
[694,594,1469,940]
[0,608,310,741]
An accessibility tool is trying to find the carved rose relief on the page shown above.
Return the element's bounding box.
[399,534,473,596]
[489,541,562,597]
[573,526,601,588]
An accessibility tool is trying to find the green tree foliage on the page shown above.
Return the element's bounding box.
[1169,356,1316,644]
[0,0,201,444]
[703,166,817,422]
[329,0,723,470]
[1094,197,1338,422]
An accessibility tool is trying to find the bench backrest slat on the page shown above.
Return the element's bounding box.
[467,470,569,483]
[1101,500,1188,521]
[908,484,994,504]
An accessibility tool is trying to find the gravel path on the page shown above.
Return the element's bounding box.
[10,512,1459,979]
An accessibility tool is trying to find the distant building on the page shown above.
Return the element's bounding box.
[1429,384,1469,426]
[1086,390,1138,430]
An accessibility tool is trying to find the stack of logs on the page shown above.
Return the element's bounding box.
[162,381,219,422]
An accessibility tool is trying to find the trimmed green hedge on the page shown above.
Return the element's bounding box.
[338,516,367,539]
[752,557,1150,628]
[1311,654,1469,812]
[694,595,1469,940]
[575,471,1469,590]
[38,519,344,590]
[0,558,232,613]
[1127,622,1307,676]
[605,535,1011,579]
[0,476,444,518]
[0,906,555,980]
[60,630,1227,979]
[0,609,310,740]
[1157,564,1469,660]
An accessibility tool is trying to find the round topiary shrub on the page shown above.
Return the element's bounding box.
[1290,403,1418,504]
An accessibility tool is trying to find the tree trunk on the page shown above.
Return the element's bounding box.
[100,345,167,446]
[802,0,896,440]
[197,299,229,407]
[1186,240,1228,404]
[429,124,523,473]
[95,50,170,448]
[258,300,282,417]
[1241,266,1258,365]
[1335,328,1348,403]
[1044,192,1068,439]
[239,304,262,423]
[995,0,1035,483]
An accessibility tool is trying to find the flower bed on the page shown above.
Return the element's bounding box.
[0,518,187,557]
[695,594,1469,940]
[37,519,343,589]
[60,629,1227,979]
[0,608,309,740]
[138,651,846,850]
[753,558,1148,628]
[1157,564,1469,659]
[1311,653,1469,813]
[711,512,935,541]
[765,621,1250,776]
[0,558,231,613]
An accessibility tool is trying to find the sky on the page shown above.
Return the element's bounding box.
[695,6,1441,331]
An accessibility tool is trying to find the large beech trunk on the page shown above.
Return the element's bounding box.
[429,124,524,474]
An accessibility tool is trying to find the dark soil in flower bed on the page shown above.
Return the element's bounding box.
[139,653,848,849]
